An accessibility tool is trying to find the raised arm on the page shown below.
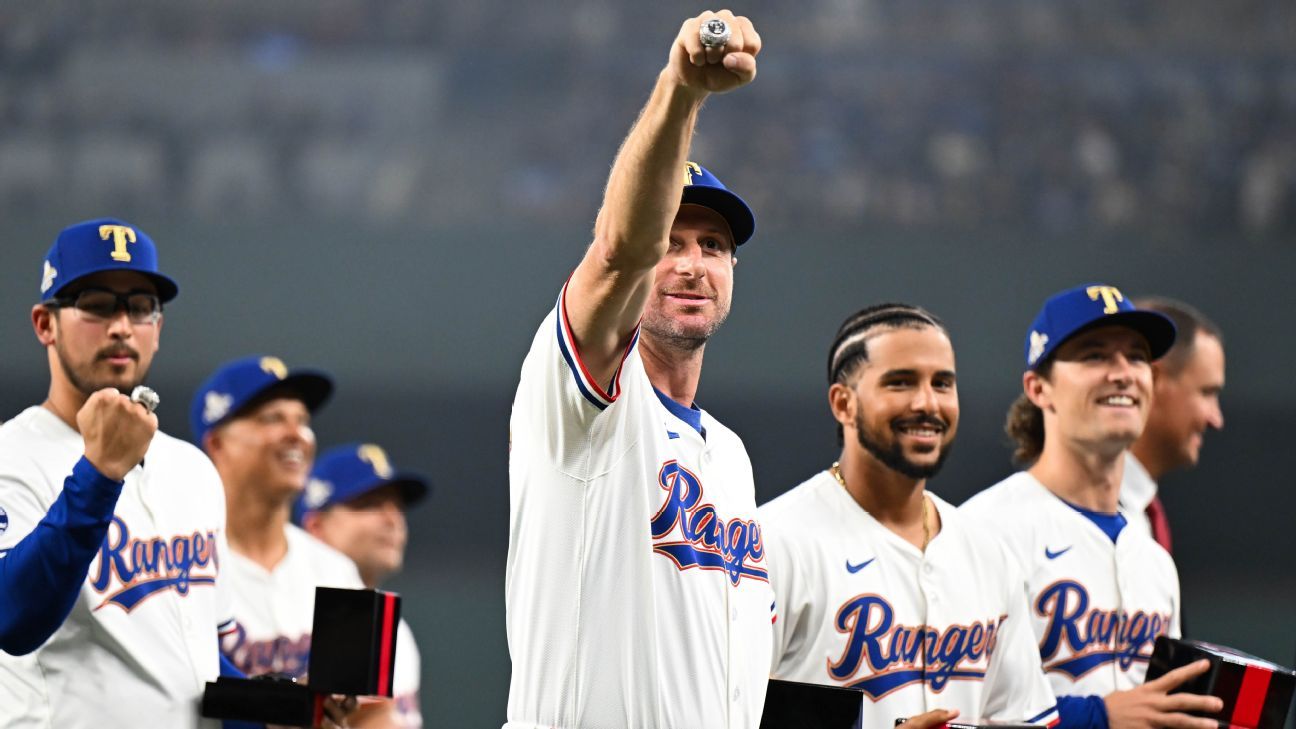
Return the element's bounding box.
[564,10,760,387]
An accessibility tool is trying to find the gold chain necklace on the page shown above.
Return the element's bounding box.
[830,461,931,551]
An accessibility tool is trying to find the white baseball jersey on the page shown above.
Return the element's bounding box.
[218,523,363,678]
[504,284,775,729]
[0,405,231,729]
[393,618,423,728]
[960,471,1180,698]
[1117,453,1156,540]
[760,471,1059,727]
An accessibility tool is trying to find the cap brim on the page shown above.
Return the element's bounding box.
[44,269,180,304]
[230,371,334,421]
[276,371,334,413]
[332,473,431,510]
[1064,311,1178,362]
[389,473,431,507]
[148,273,180,303]
[681,187,755,247]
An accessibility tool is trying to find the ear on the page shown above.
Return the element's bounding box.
[32,304,56,346]
[202,429,222,460]
[828,382,856,430]
[301,511,325,539]
[1149,360,1171,389]
[1023,369,1051,411]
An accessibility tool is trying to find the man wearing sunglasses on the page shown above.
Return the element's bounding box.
[0,219,237,728]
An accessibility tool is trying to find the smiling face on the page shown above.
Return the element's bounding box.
[639,204,736,351]
[836,326,959,480]
[1027,324,1154,456]
[1142,331,1226,470]
[206,395,316,499]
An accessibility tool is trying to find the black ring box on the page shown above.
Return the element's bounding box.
[1145,636,1295,729]
[200,587,402,727]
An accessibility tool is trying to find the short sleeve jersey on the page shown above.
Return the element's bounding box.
[503,284,775,729]
[960,472,1180,698]
[0,406,232,729]
[760,472,1058,727]
[218,524,364,678]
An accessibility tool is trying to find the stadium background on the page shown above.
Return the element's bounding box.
[1,1,1293,725]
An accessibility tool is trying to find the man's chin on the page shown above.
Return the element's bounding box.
[643,316,720,347]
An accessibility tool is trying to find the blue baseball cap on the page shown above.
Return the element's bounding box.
[681,162,756,246]
[1025,283,1177,370]
[190,355,334,446]
[40,218,180,303]
[296,443,430,522]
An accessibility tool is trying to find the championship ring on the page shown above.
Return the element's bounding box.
[699,18,730,49]
[130,385,160,414]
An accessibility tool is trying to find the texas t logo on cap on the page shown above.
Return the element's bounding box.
[189,355,334,446]
[1086,285,1124,314]
[39,218,179,302]
[1023,283,1177,370]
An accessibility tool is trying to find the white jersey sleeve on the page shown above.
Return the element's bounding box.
[505,283,774,729]
[759,472,1058,726]
[961,472,1180,699]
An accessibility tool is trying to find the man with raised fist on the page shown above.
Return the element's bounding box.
[0,220,237,729]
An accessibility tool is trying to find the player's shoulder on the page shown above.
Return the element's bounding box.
[150,428,214,465]
[1119,526,1178,569]
[0,406,79,483]
[931,493,1011,554]
[0,406,67,448]
[147,429,225,484]
[960,471,1047,517]
[758,469,837,525]
[286,524,366,587]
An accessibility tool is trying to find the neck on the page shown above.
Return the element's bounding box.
[1030,438,1126,512]
[1128,440,1168,482]
[43,380,91,431]
[224,481,293,571]
[358,567,382,590]
[639,332,705,406]
[835,446,937,550]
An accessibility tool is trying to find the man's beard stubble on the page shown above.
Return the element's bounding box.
[55,338,146,397]
[855,408,953,481]
[640,305,728,354]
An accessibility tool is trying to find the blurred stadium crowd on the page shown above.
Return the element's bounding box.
[2,0,1294,236]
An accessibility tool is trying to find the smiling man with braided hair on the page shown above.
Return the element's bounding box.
[760,303,1060,728]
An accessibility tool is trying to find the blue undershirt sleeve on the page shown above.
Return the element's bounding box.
[0,457,123,655]
[1056,694,1109,729]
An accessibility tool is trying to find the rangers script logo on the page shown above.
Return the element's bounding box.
[829,594,1004,699]
[1036,580,1171,679]
[90,516,220,611]
[649,460,767,585]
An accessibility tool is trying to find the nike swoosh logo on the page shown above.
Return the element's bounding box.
[845,558,875,574]
[1045,546,1073,560]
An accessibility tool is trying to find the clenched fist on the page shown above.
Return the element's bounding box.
[77,387,158,480]
[668,11,761,96]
